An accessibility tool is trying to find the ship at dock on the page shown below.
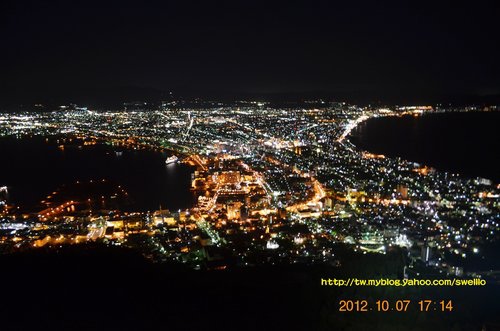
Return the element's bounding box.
[165,155,178,165]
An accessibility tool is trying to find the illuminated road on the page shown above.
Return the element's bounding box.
[286,178,326,213]
[196,219,224,246]
[189,154,208,171]
[336,115,370,143]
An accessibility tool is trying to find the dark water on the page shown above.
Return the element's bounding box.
[350,111,500,183]
[0,137,195,211]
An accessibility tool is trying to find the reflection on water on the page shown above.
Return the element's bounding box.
[0,137,195,211]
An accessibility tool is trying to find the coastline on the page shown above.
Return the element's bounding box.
[346,109,500,183]
[0,136,196,212]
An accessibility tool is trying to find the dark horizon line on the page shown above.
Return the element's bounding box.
[1,86,500,110]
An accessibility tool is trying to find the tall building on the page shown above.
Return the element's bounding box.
[226,202,242,220]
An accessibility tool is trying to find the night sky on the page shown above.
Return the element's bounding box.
[1,0,499,106]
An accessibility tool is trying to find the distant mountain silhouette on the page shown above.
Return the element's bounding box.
[1,84,499,110]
